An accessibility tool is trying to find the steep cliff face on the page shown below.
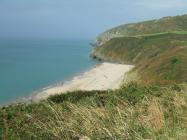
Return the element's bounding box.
[95,14,187,46]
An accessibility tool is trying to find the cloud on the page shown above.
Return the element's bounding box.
[136,0,187,9]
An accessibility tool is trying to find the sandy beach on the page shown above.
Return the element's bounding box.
[33,63,134,101]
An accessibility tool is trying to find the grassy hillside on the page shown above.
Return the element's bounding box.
[1,83,187,140]
[96,14,187,45]
[93,14,187,85]
[92,32,187,85]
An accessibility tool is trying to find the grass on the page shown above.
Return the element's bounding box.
[0,83,187,140]
[94,15,187,86]
[92,33,187,85]
[96,14,187,45]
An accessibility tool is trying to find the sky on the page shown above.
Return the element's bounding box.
[0,0,187,39]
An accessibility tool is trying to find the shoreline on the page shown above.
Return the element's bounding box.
[33,62,134,102]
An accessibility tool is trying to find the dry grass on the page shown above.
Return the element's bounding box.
[139,99,165,130]
[28,89,187,139]
[1,84,187,140]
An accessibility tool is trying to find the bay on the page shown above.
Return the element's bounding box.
[0,38,97,104]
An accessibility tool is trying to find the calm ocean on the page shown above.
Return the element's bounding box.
[0,39,97,104]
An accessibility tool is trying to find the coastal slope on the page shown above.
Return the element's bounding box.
[95,14,187,46]
[92,15,187,85]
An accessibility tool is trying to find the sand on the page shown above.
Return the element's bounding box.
[33,63,134,101]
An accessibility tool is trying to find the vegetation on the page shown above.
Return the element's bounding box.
[96,14,187,45]
[92,32,187,85]
[1,14,187,139]
[1,83,187,140]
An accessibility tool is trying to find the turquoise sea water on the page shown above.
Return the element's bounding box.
[0,39,97,104]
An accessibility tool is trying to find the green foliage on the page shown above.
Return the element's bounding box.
[171,57,181,64]
[48,90,105,104]
[119,82,148,105]
[0,83,187,140]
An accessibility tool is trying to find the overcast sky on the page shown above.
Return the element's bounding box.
[0,0,187,39]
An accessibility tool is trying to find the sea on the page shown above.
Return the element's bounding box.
[0,38,98,105]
